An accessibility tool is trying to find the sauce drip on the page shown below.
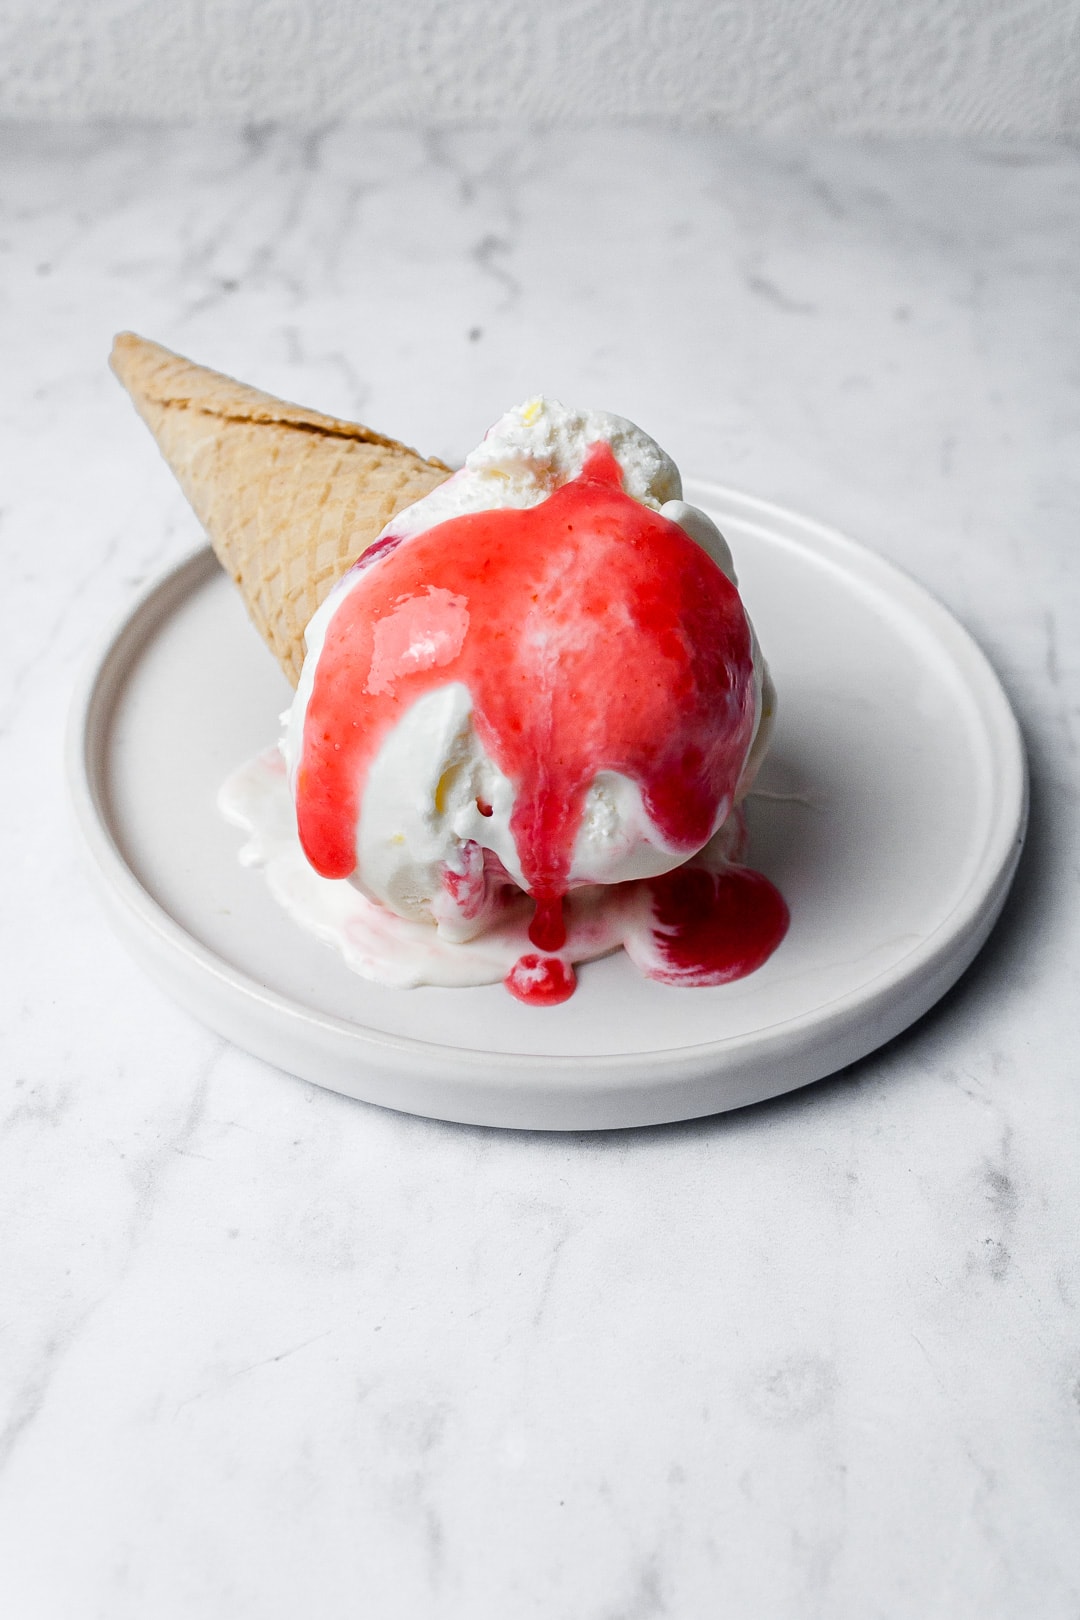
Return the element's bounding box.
[297,441,787,997]
[529,895,567,953]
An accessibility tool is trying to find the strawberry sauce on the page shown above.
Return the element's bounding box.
[504,954,577,1007]
[640,864,790,986]
[297,442,787,1003]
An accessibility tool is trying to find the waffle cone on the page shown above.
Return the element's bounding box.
[110,332,452,685]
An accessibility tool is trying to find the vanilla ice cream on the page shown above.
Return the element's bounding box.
[222,398,786,1003]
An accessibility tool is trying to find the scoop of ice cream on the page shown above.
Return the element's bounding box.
[280,397,774,958]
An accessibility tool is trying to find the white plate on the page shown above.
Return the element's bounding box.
[67,484,1027,1130]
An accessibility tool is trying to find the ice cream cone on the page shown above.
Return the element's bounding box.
[109,332,453,686]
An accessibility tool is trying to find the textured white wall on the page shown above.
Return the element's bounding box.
[1,0,1078,133]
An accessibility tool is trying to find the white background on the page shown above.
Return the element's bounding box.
[1,0,1079,133]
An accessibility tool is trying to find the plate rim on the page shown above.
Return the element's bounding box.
[66,484,1029,1105]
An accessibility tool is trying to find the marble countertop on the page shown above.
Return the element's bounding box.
[1,125,1078,1617]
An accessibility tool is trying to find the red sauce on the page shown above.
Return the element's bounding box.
[504,954,577,1006]
[642,863,789,986]
[298,442,787,998]
[439,839,485,921]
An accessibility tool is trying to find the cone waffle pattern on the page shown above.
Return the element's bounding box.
[110,332,452,686]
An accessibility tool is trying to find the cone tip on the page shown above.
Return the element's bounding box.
[109,330,164,392]
[110,329,143,364]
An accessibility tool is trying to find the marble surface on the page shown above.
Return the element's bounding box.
[2,125,1079,1617]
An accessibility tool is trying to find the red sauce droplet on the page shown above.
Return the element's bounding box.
[476,798,493,817]
[643,864,789,985]
[346,530,404,578]
[505,954,576,1006]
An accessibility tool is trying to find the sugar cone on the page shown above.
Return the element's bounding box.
[110,332,452,686]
